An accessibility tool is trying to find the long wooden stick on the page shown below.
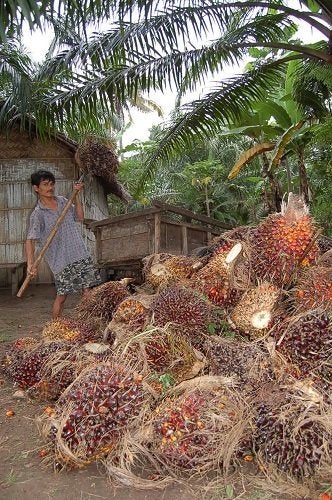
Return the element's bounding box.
[17,176,84,298]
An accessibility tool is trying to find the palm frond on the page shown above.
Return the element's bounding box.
[135,59,293,188]
[292,59,332,117]
[269,120,306,170]
[228,142,275,179]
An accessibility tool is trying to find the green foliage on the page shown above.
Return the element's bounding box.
[306,118,332,235]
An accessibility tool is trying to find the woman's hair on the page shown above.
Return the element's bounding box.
[31,170,55,186]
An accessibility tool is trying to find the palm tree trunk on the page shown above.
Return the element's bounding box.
[261,153,283,212]
[298,147,310,204]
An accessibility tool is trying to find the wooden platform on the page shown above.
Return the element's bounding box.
[88,202,232,279]
[0,262,27,296]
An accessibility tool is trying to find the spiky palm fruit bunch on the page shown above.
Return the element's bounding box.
[230,282,281,338]
[1,336,38,377]
[205,339,274,389]
[41,318,99,343]
[311,361,332,403]
[152,286,210,348]
[274,312,331,376]
[318,236,332,254]
[44,363,145,468]
[11,342,69,389]
[253,388,332,479]
[210,226,253,255]
[148,389,240,470]
[144,329,200,381]
[76,281,130,321]
[112,297,150,328]
[250,194,319,287]
[211,238,238,257]
[75,136,119,176]
[292,266,332,313]
[189,252,241,309]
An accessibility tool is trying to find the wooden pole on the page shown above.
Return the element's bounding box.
[17,176,84,298]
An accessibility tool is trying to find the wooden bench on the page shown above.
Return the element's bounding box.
[0,262,27,296]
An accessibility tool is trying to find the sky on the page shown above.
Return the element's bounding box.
[22,4,324,146]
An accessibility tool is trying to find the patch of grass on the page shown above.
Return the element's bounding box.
[2,468,19,486]
[247,490,274,500]
[0,332,10,342]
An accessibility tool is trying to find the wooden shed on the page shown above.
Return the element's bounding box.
[0,127,109,291]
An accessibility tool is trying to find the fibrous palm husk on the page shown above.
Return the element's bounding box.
[142,253,176,289]
[113,325,205,385]
[230,282,282,338]
[145,255,200,290]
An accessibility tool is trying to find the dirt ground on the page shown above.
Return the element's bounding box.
[0,285,200,500]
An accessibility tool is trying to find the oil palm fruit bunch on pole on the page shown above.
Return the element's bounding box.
[75,136,132,203]
[43,363,146,469]
[249,193,319,287]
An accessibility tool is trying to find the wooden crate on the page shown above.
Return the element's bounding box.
[88,202,232,277]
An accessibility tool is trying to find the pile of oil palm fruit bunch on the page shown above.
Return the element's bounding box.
[1,193,332,498]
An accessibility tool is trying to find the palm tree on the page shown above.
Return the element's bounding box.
[1,2,331,180]
[0,35,163,140]
[27,1,329,178]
